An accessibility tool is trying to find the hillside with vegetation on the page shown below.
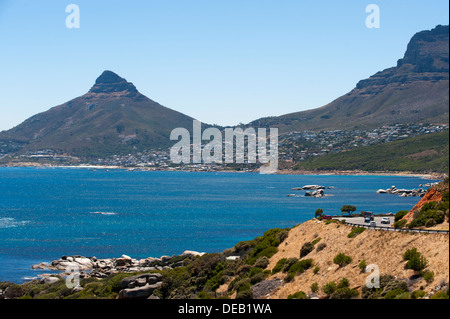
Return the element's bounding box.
[293,131,449,173]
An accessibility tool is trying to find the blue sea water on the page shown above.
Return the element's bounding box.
[0,167,437,283]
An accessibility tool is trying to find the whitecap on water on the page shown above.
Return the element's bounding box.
[0,217,30,228]
[89,212,118,216]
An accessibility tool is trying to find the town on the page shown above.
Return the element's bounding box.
[0,123,448,171]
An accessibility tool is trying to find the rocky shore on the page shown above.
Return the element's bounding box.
[30,251,205,299]
[376,185,427,197]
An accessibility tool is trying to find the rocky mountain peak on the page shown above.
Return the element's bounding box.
[89,70,138,95]
[397,25,449,73]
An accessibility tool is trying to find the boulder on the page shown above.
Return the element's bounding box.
[182,250,205,257]
[118,282,162,299]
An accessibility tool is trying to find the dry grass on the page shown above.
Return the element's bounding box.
[266,219,449,299]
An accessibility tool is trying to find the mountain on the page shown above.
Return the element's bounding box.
[0,71,197,157]
[248,25,449,133]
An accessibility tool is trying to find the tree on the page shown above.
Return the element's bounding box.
[341,205,357,216]
[315,209,324,218]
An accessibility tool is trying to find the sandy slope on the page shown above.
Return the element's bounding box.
[266,219,449,299]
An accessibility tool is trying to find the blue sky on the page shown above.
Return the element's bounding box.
[0,0,448,131]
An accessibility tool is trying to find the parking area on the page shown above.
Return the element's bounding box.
[334,216,395,227]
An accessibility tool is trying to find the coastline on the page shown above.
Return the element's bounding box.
[1,163,446,180]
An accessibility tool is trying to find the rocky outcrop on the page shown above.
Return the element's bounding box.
[292,185,326,190]
[376,186,426,197]
[32,250,205,280]
[88,70,138,96]
[118,273,163,299]
[251,279,282,299]
[401,184,447,224]
[291,185,333,198]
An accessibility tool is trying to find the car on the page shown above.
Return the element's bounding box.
[381,217,390,224]
[364,217,372,223]
[322,215,332,220]
[369,221,377,227]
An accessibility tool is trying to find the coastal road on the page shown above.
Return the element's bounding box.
[334,216,449,234]
[334,216,394,227]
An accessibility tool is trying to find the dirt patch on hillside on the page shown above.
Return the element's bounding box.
[266,220,449,299]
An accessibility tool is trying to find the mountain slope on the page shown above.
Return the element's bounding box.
[0,71,196,157]
[249,25,449,132]
[293,131,449,173]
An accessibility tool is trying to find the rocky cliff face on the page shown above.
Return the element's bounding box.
[88,70,139,96]
[402,178,449,225]
[356,25,449,90]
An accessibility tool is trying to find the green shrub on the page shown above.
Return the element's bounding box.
[333,253,353,267]
[337,278,350,289]
[272,258,287,274]
[358,260,367,272]
[425,218,437,228]
[322,281,337,295]
[310,283,319,293]
[253,256,270,269]
[395,292,411,299]
[311,237,321,246]
[288,259,313,275]
[411,290,426,299]
[423,271,435,284]
[406,253,428,272]
[248,267,263,278]
[403,248,419,261]
[384,288,406,299]
[300,242,314,258]
[393,219,407,229]
[315,209,324,218]
[431,291,449,299]
[347,227,365,238]
[287,291,308,299]
[395,210,409,222]
[246,228,289,265]
[236,290,253,299]
[250,273,266,285]
[330,287,359,299]
[313,266,320,274]
[282,258,299,273]
[283,272,295,283]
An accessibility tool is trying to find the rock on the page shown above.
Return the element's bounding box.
[31,262,48,270]
[41,276,60,284]
[118,282,162,299]
[293,185,325,190]
[120,273,163,290]
[182,250,205,257]
[251,280,282,299]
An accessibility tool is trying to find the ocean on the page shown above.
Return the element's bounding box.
[0,167,436,283]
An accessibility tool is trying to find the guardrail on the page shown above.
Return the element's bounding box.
[343,221,449,234]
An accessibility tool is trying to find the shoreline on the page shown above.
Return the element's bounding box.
[1,163,446,180]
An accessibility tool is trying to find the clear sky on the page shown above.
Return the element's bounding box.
[0,0,448,131]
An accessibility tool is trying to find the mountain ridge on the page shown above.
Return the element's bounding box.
[0,25,448,159]
[248,25,449,132]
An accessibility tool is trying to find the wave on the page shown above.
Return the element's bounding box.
[89,211,118,216]
[0,217,30,229]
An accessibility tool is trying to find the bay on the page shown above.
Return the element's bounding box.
[0,167,435,283]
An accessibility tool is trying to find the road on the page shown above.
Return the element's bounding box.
[334,216,394,227]
[333,216,449,234]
